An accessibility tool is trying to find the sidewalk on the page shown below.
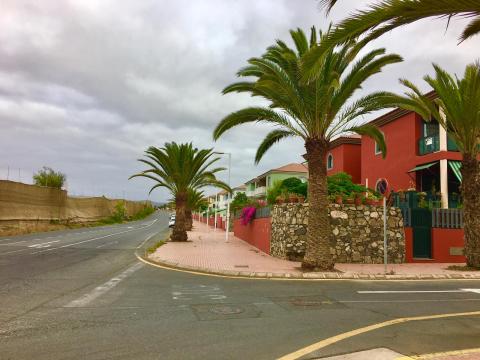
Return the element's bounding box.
[147,221,480,280]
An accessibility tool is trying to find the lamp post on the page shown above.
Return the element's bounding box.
[214,151,231,242]
[214,192,218,231]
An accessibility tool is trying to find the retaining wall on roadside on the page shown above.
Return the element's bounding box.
[0,180,150,223]
[270,203,405,264]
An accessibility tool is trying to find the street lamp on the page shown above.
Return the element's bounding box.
[214,151,231,242]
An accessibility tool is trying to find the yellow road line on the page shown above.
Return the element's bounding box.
[396,347,480,359]
[277,311,480,360]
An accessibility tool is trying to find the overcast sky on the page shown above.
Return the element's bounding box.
[1,0,478,202]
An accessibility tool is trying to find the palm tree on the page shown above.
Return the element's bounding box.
[377,62,480,267]
[185,188,207,231]
[130,142,230,242]
[213,27,401,270]
[304,1,480,81]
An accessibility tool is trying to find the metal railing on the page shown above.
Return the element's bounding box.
[401,208,412,227]
[432,208,464,228]
[418,135,440,155]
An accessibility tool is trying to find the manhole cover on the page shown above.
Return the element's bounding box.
[269,295,346,311]
[209,305,244,315]
[190,303,260,321]
[290,298,333,307]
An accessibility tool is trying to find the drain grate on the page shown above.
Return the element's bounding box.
[209,305,244,315]
[234,265,249,268]
[269,295,345,311]
[191,303,260,321]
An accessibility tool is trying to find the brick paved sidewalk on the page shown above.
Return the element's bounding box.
[147,220,480,280]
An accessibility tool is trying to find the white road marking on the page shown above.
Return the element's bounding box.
[461,288,480,294]
[358,290,465,294]
[96,240,118,249]
[0,240,27,246]
[136,232,157,249]
[31,219,158,254]
[28,240,61,248]
[64,262,144,307]
[358,289,480,294]
[171,284,226,301]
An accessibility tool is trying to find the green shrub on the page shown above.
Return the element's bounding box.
[266,180,285,205]
[327,172,371,198]
[33,167,66,189]
[131,204,155,221]
[230,192,249,211]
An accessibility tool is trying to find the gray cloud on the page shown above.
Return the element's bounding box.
[1,0,478,201]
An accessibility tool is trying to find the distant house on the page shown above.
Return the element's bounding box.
[245,163,308,199]
[207,184,247,214]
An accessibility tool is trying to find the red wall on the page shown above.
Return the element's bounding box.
[233,217,271,254]
[362,112,422,192]
[431,228,465,263]
[327,144,361,184]
[405,227,465,263]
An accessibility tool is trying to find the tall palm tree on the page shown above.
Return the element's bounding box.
[185,188,207,231]
[213,27,401,270]
[304,1,480,81]
[377,62,480,267]
[130,142,230,242]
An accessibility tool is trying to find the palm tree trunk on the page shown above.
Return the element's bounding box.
[462,155,480,267]
[302,138,335,270]
[171,192,188,242]
[185,208,193,231]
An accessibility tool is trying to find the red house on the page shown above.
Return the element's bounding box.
[326,135,362,184]
[323,93,476,262]
[328,92,465,209]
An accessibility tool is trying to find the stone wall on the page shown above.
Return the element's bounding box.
[271,203,405,264]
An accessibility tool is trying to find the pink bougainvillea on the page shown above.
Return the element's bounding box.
[240,206,256,225]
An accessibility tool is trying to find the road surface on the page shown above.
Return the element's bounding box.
[1,211,479,359]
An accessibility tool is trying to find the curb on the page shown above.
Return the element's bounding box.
[137,254,480,281]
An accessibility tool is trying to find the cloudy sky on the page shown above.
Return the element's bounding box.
[1,0,478,202]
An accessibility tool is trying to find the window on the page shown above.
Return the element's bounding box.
[376,178,388,195]
[327,153,334,170]
[375,131,385,155]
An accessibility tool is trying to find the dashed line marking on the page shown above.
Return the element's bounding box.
[64,262,144,307]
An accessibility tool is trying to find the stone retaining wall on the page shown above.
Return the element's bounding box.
[271,203,405,264]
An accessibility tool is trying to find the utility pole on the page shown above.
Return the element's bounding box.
[383,196,388,274]
[213,151,232,242]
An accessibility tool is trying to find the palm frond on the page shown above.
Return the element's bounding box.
[255,129,294,164]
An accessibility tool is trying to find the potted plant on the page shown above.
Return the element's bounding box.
[288,193,298,203]
[276,195,284,204]
[345,194,354,204]
[365,196,375,205]
[335,194,343,204]
[297,194,305,203]
[354,193,363,206]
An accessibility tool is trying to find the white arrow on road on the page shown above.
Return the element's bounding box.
[358,289,480,294]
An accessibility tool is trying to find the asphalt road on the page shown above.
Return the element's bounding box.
[1,211,479,359]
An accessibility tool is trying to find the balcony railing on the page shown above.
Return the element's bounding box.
[447,136,459,151]
[418,135,439,155]
[254,186,266,196]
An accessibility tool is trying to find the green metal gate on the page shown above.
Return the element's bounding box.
[411,208,432,258]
